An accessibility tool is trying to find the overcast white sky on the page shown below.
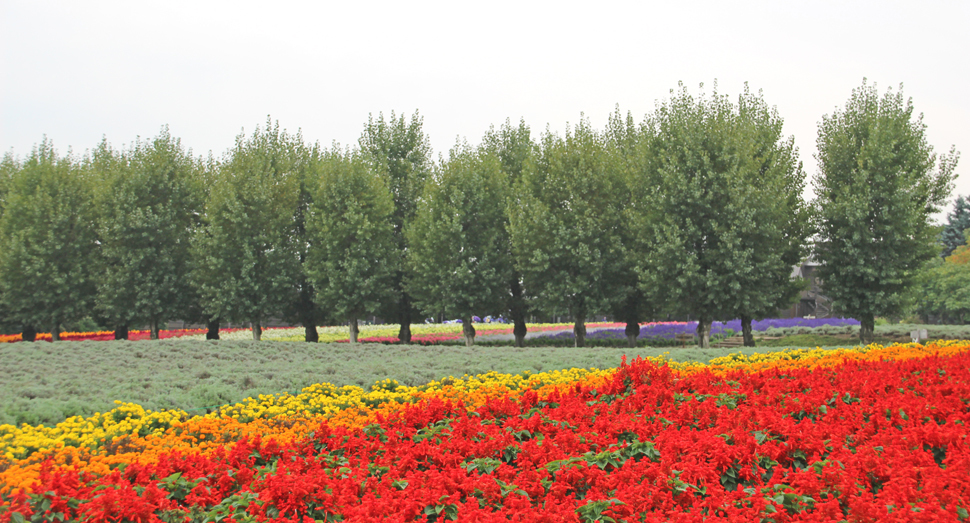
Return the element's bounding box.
[2,1,967,217]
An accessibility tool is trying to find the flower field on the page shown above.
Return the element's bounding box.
[1,341,969,521]
[0,329,222,343]
[0,323,622,345]
[543,318,861,343]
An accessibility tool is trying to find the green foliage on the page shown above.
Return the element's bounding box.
[916,256,970,323]
[508,118,627,345]
[358,111,433,338]
[630,82,808,346]
[190,119,305,338]
[729,86,810,321]
[92,128,203,336]
[306,149,398,335]
[0,153,19,334]
[813,80,958,341]
[406,143,511,341]
[940,195,970,257]
[0,139,98,338]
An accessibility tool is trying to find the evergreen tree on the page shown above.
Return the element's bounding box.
[358,111,432,343]
[509,119,626,347]
[813,80,957,343]
[940,195,970,257]
[305,149,398,343]
[0,139,98,340]
[407,143,511,346]
[191,119,303,340]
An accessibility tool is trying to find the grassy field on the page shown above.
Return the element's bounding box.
[0,337,893,427]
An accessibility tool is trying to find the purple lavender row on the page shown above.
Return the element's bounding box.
[543,317,860,340]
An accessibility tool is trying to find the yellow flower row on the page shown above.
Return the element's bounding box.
[0,366,610,463]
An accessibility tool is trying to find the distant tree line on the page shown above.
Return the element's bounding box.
[0,80,959,346]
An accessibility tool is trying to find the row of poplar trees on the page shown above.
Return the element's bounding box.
[0,80,958,347]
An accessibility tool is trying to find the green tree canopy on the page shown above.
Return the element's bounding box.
[305,149,398,343]
[813,80,958,343]
[191,119,304,340]
[406,143,511,346]
[0,139,98,340]
[358,111,432,343]
[93,128,203,339]
[509,119,627,347]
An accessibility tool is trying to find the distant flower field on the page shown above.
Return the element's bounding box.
[545,318,861,342]
[2,340,968,522]
[0,322,623,344]
[0,318,861,345]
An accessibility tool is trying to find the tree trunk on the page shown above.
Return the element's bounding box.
[859,314,875,344]
[22,326,36,342]
[625,321,640,348]
[51,324,60,342]
[252,321,262,341]
[510,275,528,347]
[398,293,412,344]
[621,290,643,348]
[149,318,160,340]
[305,323,319,343]
[574,314,586,348]
[462,318,476,346]
[206,319,220,340]
[349,317,359,343]
[696,319,712,348]
[299,278,319,342]
[741,315,755,347]
[114,325,128,340]
[513,320,527,347]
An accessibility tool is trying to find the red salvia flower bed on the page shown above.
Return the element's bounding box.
[3,352,970,522]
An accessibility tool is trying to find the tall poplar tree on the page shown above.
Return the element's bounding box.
[509,119,626,347]
[0,140,98,340]
[191,119,303,340]
[358,111,432,343]
[814,80,958,343]
[280,142,327,342]
[632,83,804,348]
[730,87,810,346]
[0,153,20,336]
[606,108,654,348]
[407,143,511,346]
[305,149,398,343]
[94,128,203,339]
[481,119,533,346]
